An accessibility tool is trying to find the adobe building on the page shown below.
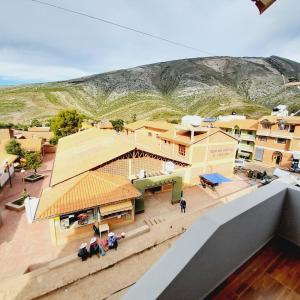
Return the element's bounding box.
[254,115,300,168]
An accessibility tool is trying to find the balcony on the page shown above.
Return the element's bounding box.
[240,133,256,141]
[257,129,294,139]
[239,143,254,152]
[124,183,300,300]
[256,129,271,136]
[269,130,294,139]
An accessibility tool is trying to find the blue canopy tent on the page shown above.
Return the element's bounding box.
[200,173,232,189]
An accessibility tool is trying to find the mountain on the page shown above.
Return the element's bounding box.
[1,55,300,123]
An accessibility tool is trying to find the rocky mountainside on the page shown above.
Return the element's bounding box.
[1,55,299,123]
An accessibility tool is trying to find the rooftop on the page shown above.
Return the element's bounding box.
[18,138,42,153]
[36,171,141,219]
[50,128,189,186]
[213,119,259,131]
[124,120,175,132]
[259,115,300,125]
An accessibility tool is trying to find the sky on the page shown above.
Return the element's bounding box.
[0,0,299,85]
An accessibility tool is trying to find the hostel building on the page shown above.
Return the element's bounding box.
[213,119,258,160]
[254,115,300,168]
[37,122,237,245]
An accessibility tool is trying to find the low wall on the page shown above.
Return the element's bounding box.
[278,185,300,246]
[123,181,289,300]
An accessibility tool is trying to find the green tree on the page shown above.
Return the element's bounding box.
[50,109,84,138]
[25,152,42,175]
[5,139,24,157]
[131,113,137,122]
[110,119,124,132]
[31,119,42,127]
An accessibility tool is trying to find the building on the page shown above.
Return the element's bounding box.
[14,127,53,141]
[36,171,141,245]
[123,181,300,300]
[18,138,43,154]
[254,115,300,168]
[213,119,258,160]
[97,120,114,130]
[37,124,237,244]
[126,119,238,184]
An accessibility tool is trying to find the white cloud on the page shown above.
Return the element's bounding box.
[0,61,90,81]
[0,0,299,83]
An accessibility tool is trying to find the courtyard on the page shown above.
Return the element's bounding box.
[0,153,254,280]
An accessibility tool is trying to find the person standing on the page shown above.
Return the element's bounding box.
[180,197,186,213]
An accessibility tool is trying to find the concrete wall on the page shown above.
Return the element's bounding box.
[123,181,289,300]
[278,186,300,246]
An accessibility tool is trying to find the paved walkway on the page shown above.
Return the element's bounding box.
[0,181,257,300]
[0,164,252,280]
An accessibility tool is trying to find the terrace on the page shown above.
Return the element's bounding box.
[124,181,300,300]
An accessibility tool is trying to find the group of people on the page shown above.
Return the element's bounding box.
[78,232,125,261]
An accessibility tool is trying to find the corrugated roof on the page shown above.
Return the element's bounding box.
[19,139,42,153]
[214,119,258,131]
[125,120,175,132]
[36,171,141,219]
[100,200,133,216]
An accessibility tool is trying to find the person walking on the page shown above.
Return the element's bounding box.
[180,197,186,213]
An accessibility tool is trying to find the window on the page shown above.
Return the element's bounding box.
[148,132,152,137]
[60,209,96,230]
[278,124,289,131]
[277,138,286,144]
[262,123,271,129]
[290,125,295,133]
[178,144,186,156]
[258,136,267,142]
[247,131,253,135]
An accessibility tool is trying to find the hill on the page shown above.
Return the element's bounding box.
[1,55,300,123]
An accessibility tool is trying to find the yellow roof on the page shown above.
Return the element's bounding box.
[0,139,18,165]
[51,128,189,186]
[213,119,258,131]
[125,120,175,132]
[19,139,42,152]
[14,130,53,140]
[28,127,51,132]
[51,128,136,186]
[36,171,141,219]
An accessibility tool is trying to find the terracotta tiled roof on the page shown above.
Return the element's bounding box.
[160,128,237,145]
[259,115,300,125]
[36,171,141,219]
[125,120,175,132]
[19,139,42,153]
[214,119,258,131]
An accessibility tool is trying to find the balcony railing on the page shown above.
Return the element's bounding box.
[269,130,293,139]
[240,134,256,141]
[256,129,271,136]
[239,144,254,152]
